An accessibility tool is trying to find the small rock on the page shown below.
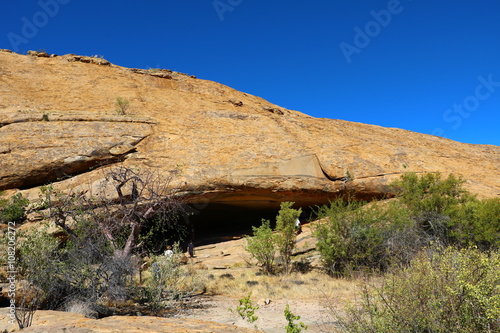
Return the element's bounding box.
[262,105,284,115]
[26,211,44,222]
[27,50,50,57]
[228,98,243,107]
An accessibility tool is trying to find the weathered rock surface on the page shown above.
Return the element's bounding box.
[0,49,498,208]
[0,308,259,333]
[0,112,154,189]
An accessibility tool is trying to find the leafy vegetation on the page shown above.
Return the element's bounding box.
[0,193,29,224]
[449,197,500,251]
[18,219,133,311]
[392,172,471,215]
[144,243,204,314]
[315,172,500,276]
[115,97,130,114]
[314,172,500,332]
[14,166,192,317]
[245,219,276,274]
[284,304,308,332]
[230,293,259,324]
[314,199,391,276]
[334,247,500,333]
[245,202,301,275]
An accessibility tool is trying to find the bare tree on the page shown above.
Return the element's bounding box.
[42,165,187,258]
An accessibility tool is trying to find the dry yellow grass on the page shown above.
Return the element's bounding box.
[204,267,360,304]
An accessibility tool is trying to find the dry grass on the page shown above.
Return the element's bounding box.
[204,267,360,304]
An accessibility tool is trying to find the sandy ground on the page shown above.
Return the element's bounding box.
[174,224,343,332]
[177,295,338,333]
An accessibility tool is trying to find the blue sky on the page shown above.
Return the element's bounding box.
[1,0,499,146]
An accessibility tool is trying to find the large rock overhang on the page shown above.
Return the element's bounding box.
[181,154,394,208]
[175,154,395,236]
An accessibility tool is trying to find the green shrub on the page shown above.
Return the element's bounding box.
[450,198,500,251]
[115,97,129,114]
[245,202,302,275]
[315,173,500,277]
[18,219,134,310]
[392,172,499,251]
[18,225,61,298]
[0,193,29,223]
[245,219,277,274]
[391,172,471,216]
[314,199,392,276]
[275,202,302,275]
[335,247,500,333]
[284,304,307,332]
[230,293,259,324]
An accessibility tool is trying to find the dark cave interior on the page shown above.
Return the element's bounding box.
[186,201,317,247]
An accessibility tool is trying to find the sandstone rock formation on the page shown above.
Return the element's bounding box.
[0,309,260,333]
[0,49,498,210]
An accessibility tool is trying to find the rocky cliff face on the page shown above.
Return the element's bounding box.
[0,50,498,209]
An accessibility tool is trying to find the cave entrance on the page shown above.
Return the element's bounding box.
[185,201,317,247]
[186,203,278,246]
[179,187,355,247]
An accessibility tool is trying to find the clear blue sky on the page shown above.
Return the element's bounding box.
[2,0,499,146]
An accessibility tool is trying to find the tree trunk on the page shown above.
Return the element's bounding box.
[120,220,142,257]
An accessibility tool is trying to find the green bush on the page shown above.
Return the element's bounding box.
[335,247,500,333]
[0,193,29,223]
[18,219,135,310]
[315,173,500,276]
[245,219,276,274]
[275,202,302,275]
[392,172,499,251]
[284,304,307,332]
[230,293,259,324]
[115,97,129,114]
[450,198,500,251]
[314,199,393,276]
[391,172,471,215]
[245,202,302,275]
[18,225,61,299]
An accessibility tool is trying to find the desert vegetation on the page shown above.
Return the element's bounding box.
[1,166,199,326]
[0,193,29,224]
[1,171,499,332]
[115,97,130,114]
[311,172,500,332]
[242,172,499,331]
[245,201,302,275]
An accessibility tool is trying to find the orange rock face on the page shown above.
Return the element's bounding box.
[0,309,260,333]
[0,50,498,207]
